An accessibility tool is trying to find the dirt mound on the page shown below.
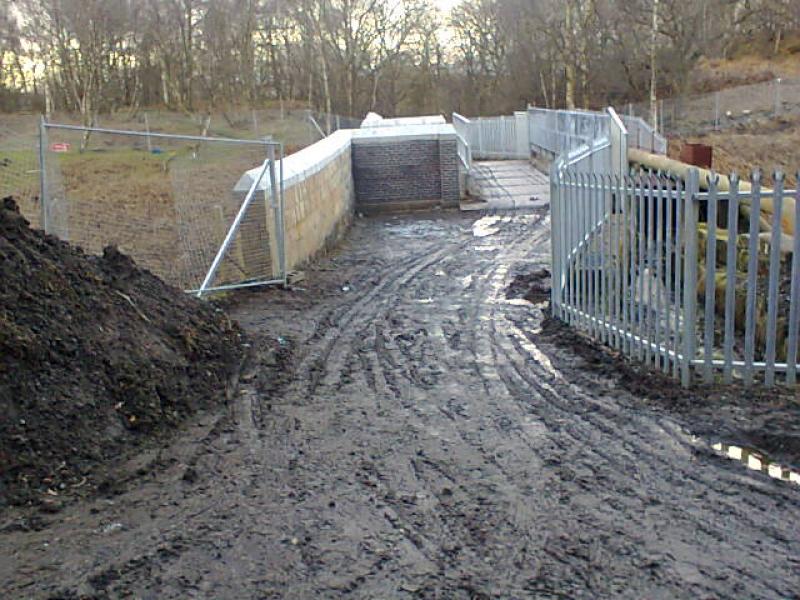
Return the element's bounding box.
[0,197,245,510]
[506,268,551,303]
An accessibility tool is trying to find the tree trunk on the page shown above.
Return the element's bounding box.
[649,0,659,129]
[564,2,576,109]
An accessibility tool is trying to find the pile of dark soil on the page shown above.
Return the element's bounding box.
[506,268,551,303]
[0,197,245,509]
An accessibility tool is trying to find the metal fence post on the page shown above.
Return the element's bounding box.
[681,169,700,387]
[550,162,560,317]
[267,144,285,284]
[774,78,782,116]
[787,176,800,384]
[38,115,48,233]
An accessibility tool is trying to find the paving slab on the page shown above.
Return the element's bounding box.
[462,160,550,211]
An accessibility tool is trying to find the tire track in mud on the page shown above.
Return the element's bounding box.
[476,221,799,599]
[7,211,799,599]
[342,213,562,596]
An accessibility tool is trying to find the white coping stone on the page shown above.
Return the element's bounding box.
[360,114,447,128]
[234,122,457,192]
[234,128,353,193]
[352,122,456,143]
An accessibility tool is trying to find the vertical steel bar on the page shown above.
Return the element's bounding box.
[558,168,568,320]
[743,172,762,386]
[593,174,602,340]
[672,178,684,379]
[627,175,637,357]
[557,165,565,318]
[600,173,610,344]
[764,173,784,386]
[723,176,740,383]
[786,176,800,384]
[582,172,590,331]
[664,175,674,373]
[575,171,584,327]
[550,165,559,316]
[612,175,622,350]
[569,171,577,325]
[682,169,701,387]
[587,173,596,337]
[563,170,570,323]
[267,145,282,278]
[278,142,287,285]
[646,174,656,365]
[703,174,719,383]
[637,174,647,359]
[573,170,580,326]
[654,175,665,370]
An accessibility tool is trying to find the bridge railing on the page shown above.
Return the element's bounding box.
[452,112,473,170]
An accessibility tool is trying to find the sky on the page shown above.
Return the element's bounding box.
[434,0,461,12]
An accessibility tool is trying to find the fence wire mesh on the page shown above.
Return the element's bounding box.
[0,120,41,227]
[40,123,282,291]
[629,77,800,136]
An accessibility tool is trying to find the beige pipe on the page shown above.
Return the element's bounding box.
[628,148,796,236]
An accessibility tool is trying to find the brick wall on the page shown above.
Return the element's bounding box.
[351,135,460,210]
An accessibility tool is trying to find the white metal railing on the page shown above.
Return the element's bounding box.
[619,114,667,155]
[528,108,611,158]
[452,112,528,160]
[550,165,800,387]
[452,112,473,170]
[529,107,666,157]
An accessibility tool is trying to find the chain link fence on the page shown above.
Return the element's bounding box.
[0,119,41,227]
[627,77,800,136]
[1,107,365,293]
[38,122,283,292]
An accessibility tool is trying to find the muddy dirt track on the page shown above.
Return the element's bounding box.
[2,210,800,599]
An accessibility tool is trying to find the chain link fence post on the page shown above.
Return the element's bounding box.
[38,115,48,233]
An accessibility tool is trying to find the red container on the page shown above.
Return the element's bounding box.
[680,143,713,169]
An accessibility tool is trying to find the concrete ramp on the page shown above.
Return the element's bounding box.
[461,160,550,211]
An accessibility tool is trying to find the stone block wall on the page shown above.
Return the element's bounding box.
[281,141,354,272]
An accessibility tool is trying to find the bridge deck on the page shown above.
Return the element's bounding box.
[462,160,550,211]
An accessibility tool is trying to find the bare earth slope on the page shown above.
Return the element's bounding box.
[2,210,799,598]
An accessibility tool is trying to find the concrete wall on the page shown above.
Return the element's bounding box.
[234,121,461,276]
